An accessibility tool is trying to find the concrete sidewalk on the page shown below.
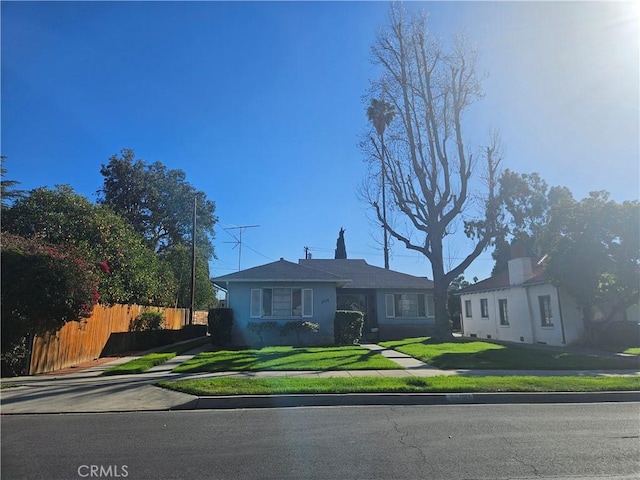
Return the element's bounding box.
[1,343,639,414]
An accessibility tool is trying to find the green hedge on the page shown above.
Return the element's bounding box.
[208,308,234,346]
[334,310,364,345]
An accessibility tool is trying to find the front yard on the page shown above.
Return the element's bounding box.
[379,337,640,370]
[156,337,640,396]
[102,337,210,375]
[172,345,400,373]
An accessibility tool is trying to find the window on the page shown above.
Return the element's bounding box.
[539,295,554,327]
[385,293,434,318]
[498,299,509,326]
[250,288,313,318]
[250,289,261,318]
[464,300,472,318]
[303,288,313,317]
[480,298,489,318]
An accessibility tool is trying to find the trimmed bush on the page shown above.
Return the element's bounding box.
[246,321,321,346]
[209,308,233,346]
[247,321,280,345]
[281,321,320,345]
[129,310,164,332]
[334,310,364,345]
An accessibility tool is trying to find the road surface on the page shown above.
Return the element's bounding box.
[2,403,639,479]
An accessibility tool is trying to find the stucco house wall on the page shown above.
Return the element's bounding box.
[502,287,536,343]
[227,281,337,346]
[459,261,586,347]
[461,292,499,341]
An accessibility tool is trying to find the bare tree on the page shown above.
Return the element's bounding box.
[362,5,502,339]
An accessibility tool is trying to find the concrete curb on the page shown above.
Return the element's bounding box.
[181,390,640,410]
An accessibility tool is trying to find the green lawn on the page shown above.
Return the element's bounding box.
[623,347,640,356]
[101,337,210,375]
[379,337,640,370]
[172,345,399,373]
[157,375,640,396]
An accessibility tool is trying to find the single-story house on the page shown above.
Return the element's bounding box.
[213,258,435,346]
[456,256,584,346]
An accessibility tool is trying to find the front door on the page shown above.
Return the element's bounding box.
[336,291,378,342]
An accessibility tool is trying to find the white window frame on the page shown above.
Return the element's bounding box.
[498,299,509,326]
[539,295,554,327]
[250,289,261,318]
[480,298,489,318]
[250,287,313,319]
[302,288,313,317]
[464,299,472,318]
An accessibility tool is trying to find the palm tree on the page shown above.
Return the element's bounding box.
[366,99,396,269]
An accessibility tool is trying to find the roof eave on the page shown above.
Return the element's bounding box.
[214,278,351,286]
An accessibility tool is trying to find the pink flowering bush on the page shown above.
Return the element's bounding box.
[1,233,99,375]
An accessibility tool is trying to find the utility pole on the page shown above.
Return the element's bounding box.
[381,139,390,269]
[224,225,259,271]
[366,98,395,269]
[189,197,197,325]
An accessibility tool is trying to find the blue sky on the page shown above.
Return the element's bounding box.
[2,1,638,282]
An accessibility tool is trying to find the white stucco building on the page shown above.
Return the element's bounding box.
[457,256,584,346]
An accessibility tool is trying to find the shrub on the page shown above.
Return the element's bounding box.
[2,186,177,307]
[597,321,640,348]
[0,335,30,377]
[334,310,364,345]
[209,308,234,346]
[247,321,280,345]
[129,310,165,332]
[281,321,320,345]
[1,233,99,376]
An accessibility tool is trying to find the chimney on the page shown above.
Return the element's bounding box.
[508,257,533,285]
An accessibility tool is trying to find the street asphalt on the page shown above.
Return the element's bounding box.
[1,342,639,414]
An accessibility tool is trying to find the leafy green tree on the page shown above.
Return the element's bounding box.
[99,148,217,256]
[493,170,573,273]
[499,170,550,240]
[99,150,218,309]
[360,5,502,340]
[160,244,216,309]
[447,275,477,330]
[2,186,176,306]
[1,159,24,209]
[543,191,640,343]
[1,233,99,375]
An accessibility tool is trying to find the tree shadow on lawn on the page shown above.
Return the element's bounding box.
[173,346,396,373]
[387,337,640,370]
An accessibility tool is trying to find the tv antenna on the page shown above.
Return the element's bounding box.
[224,225,260,271]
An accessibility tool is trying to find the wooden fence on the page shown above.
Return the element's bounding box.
[29,304,209,375]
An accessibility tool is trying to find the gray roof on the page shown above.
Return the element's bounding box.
[456,263,547,295]
[299,259,433,290]
[213,259,348,285]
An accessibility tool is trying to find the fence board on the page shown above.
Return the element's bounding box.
[29,304,208,375]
